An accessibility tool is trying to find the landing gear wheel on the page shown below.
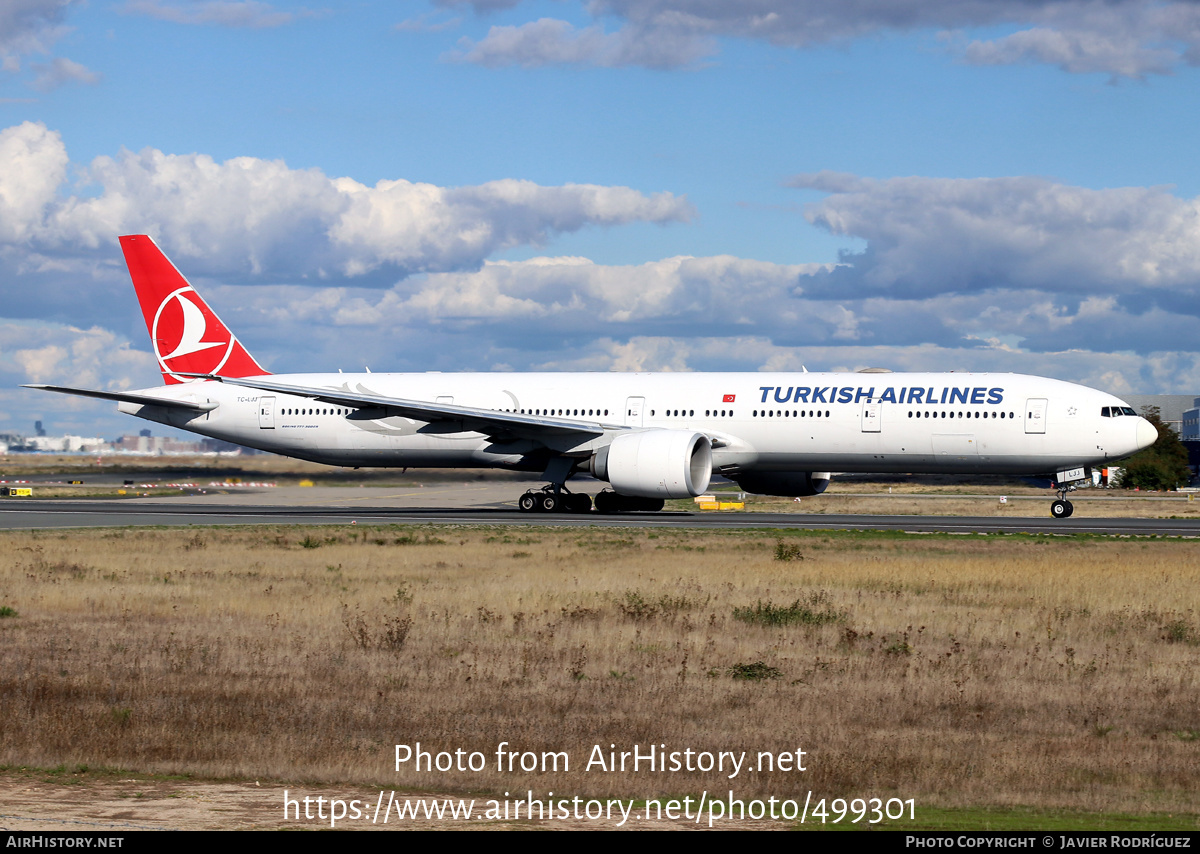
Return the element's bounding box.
[1051,499,1072,519]
[566,493,592,514]
[1063,500,1074,518]
[538,493,561,513]
[518,493,538,513]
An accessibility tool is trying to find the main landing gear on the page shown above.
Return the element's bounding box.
[516,486,667,514]
[517,485,593,514]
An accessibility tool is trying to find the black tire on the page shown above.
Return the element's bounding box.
[1051,499,1069,519]
[518,493,538,512]
[1063,500,1074,518]
[593,491,618,514]
[539,493,561,513]
[567,493,592,513]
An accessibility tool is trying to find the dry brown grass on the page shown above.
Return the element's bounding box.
[1,525,1197,814]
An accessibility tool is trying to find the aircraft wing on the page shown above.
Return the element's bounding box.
[23,384,218,412]
[193,375,611,442]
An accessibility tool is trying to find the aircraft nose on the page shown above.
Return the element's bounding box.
[1134,417,1158,451]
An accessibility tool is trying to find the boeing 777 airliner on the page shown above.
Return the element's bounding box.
[27,235,1158,517]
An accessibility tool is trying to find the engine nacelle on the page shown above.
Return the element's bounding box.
[734,471,831,497]
[591,430,712,499]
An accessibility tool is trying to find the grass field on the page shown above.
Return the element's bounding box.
[1,523,1197,828]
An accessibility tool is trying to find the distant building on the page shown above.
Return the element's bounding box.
[111,434,209,454]
[1182,397,1200,469]
[1184,397,1200,444]
[27,435,108,453]
[6,433,216,455]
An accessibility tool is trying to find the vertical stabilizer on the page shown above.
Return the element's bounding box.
[120,234,268,385]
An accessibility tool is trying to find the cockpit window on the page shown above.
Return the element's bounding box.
[1101,407,1110,417]
[1121,406,1136,416]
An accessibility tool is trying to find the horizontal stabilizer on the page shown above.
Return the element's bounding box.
[23,384,218,412]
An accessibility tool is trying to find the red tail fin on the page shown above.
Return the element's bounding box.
[120,234,268,385]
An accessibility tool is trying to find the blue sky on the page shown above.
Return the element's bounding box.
[4,0,1200,438]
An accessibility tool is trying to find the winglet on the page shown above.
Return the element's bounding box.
[120,234,269,385]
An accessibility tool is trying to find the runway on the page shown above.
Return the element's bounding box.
[3,497,1200,536]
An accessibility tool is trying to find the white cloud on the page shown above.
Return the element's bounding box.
[790,172,1200,300]
[449,17,715,69]
[0,122,69,244]
[435,0,525,11]
[960,1,1200,79]
[0,320,155,388]
[0,321,162,436]
[312,255,828,334]
[446,0,1200,77]
[328,178,695,274]
[29,56,99,90]
[120,0,294,28]
[0,121,695,281]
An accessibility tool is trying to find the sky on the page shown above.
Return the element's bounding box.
[4,0,1200,439]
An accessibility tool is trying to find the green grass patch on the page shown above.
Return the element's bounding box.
[727,661,782,681]
[733,593,845,627]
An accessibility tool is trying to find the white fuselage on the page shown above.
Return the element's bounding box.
[119,370,1151,478]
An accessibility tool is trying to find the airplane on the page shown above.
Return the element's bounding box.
[26,235,1158,519]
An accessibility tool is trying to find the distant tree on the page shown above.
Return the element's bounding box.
[1116,407,1192,491]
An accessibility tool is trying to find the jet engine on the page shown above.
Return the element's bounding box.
[734,471,831,497]
[590,430,712,499]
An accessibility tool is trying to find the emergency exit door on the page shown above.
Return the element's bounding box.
[258,396,275,429]
[1025,398,1047,434]
[861,401,881,432]
[624,397,645,427]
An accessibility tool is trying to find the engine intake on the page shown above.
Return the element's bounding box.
[734,471,831,497]
[591,430,712,499]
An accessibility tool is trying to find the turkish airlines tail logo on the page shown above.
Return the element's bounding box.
[120,235,269,385]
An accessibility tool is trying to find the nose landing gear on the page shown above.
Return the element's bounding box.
[1050,481,1077,518]
[1049,467,1090,518]
[1050,497,1074,518]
